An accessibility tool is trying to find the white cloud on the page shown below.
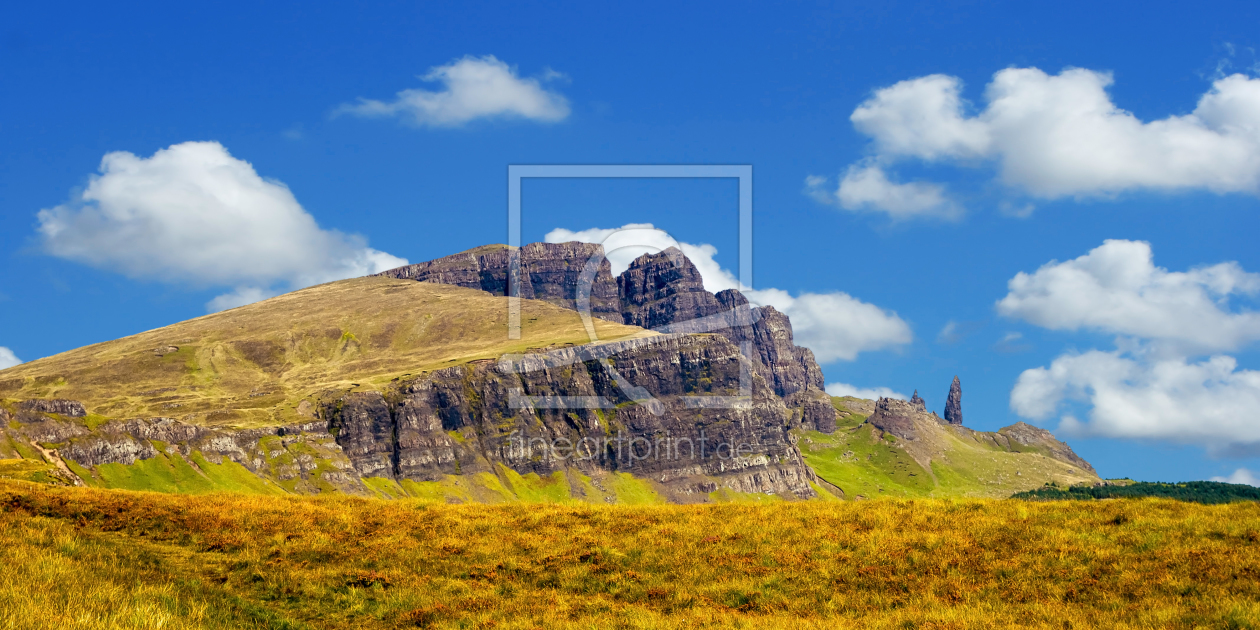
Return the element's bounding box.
[851,73,990,160]
[37,141,407,312]
[206,287,279,313]
[1212,468,1260,486]
[0,347,21,370]
[818,68,1260,215]
[825,382,907,401]
[1011,351,1260,454]
[809,161,960,220]
[997,239,1260,355]
[744,288,912,363]
[546,223,913,363]
[337,55,570,127]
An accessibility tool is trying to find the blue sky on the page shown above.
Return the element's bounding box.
[3,1,1260,483]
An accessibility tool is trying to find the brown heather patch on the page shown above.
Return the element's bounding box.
[1,480,1258,628]
[0,277,647,428]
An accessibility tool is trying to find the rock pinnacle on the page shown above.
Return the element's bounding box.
[909,390,925,411]
[944,376,963,425]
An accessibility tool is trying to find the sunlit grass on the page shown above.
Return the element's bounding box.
[0,277,647,428]
[2,480,1258,628]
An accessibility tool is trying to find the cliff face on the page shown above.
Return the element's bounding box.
[1,402,362,493]
[375,242,624,322]
[324,333,818,500]
[379,243,835,434]
[2,334,820,500]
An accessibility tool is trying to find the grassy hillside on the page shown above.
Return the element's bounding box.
[798,397,1098,499]
[0,277,647,428]
[2,480,1258,629]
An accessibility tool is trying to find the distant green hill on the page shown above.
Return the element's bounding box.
[796,396,1099,499]
[1013,481,1260,504]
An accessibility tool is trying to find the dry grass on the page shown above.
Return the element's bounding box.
[0,278,646,428]
[2,480,1257,629]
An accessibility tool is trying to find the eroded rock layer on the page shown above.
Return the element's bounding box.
[375,242,624,322]
[324,333,819,499]
[2,334,823,500]
[378,242,835,433]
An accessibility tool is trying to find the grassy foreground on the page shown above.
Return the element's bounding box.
[3,481,1259,629]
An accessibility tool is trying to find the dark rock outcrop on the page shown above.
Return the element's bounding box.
[5,404,362,494]
[375,242,624,322]
[322,333,820,499]
[618,248,724,330]
[944,376,963,425]
[18,399,87,418]
[909,390,925,411]
[867,397,926,441]
[379,242,835,434]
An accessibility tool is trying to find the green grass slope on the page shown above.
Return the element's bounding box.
[0,277,648,429]
[798,397,1099,499]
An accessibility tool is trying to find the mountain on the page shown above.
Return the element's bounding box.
[0,242,1095,501]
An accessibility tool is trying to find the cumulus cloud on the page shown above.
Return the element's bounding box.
[1212,468,1260,486]
[744,288,913,362]
[337,55,570,127]
[807,162,960,220]
[546,223,913,363]
[37,141,407,312]
[1007,240,1260,456]
[0,347,21,370]
[851,73,991,160]
[1011,351,1260,454]
[825,382,908,401]
[814,67,1260,216]
[997,239,1260,355]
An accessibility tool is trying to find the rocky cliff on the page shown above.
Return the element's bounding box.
[376,242,624,322]
[1,332,821,500]
[377,243,836,434]
[323,333,819,500]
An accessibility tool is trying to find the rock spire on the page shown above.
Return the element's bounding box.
[944,376,962,425]
[909,390,925,411]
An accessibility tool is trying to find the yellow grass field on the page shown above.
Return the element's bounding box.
[1,480,1258,629]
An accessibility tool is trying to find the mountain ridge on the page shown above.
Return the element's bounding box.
[0,241,1096,501]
